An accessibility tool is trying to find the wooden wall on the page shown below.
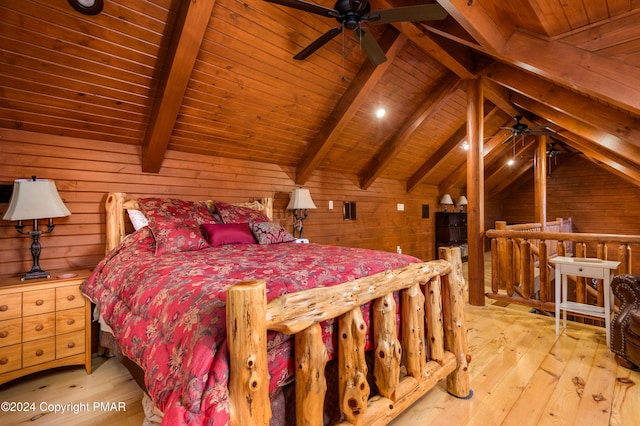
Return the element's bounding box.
[0,129,439,278]
[499,154,640,266]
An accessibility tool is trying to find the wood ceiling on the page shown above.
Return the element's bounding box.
[2,0,640,195]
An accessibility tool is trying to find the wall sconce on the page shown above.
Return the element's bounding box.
[286,187,316,238]
[457,195,468,212]
[439,194,454,212]
[3,177,71,280]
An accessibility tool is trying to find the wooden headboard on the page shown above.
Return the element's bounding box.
[104,192,274,254]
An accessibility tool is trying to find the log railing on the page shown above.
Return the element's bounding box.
[226,247,471,426]
[485,221,640,313]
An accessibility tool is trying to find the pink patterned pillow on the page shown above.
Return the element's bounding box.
[139,198,219,256]
[214,200,270,224]
[201,223,256,247]
[250,222,295,245]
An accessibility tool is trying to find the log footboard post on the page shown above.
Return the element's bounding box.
[373,293,401,400]
[439,247,471,399]
[227,280,271,426]
[295,323,328,425]
[339,308,370,426]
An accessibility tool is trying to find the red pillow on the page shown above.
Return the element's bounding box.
[201,223,257,247]
[213,200,270,224]
[139,198,218,256]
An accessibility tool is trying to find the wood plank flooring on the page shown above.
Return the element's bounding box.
[1,302,637,425]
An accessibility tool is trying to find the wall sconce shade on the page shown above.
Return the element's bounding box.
[3,178,71,280]
[457,195,468,212]
[440,194,453,212]
[286,187,316,238]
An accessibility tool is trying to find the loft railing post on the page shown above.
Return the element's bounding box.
[539,240,549,302]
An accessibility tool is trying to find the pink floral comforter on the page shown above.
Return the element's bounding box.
[82,227,420,425]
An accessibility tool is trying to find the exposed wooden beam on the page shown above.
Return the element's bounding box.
[483,62,640,150]
[502,31,640,116]
[294,27,406,185]
[534,136,547,229]
[466,78,485,306]
[437,106,507,192]
[435,4,640,116]
[436,0,510,52]
[141,0,217,173]
[406,122,467,193]
[554,133,640,187]
[360,73,461,190]
[371,0,475,79]
[512,94,640,169]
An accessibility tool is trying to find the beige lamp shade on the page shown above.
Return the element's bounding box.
[3,179,71,221]
[440,194,454,206]
[457,195,468,206]
[286,187,317,210]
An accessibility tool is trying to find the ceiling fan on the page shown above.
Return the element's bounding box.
[264,0,448,65]
[500,115,556,144]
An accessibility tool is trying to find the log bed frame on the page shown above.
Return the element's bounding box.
[104,192,471,426]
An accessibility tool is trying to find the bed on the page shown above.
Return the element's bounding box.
[82,192,471,425]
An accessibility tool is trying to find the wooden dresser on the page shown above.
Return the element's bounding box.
[0,269,92,385]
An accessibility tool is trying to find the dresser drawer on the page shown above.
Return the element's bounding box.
[0,344,22,374]
[23,337,55,368]
[0,318,22,347]
[0,293,22,321]
[23,288,55,316]
[23,313,55,342]
[56,285,84,311]
[56,330,85,358]
[56,307,85,334]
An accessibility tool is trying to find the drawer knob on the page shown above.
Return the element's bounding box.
[35,349,44,357]
[36,299,44,306]
[579,268,583,272]
[67,319,75,326]
[0,357,7,365]
[0,331,7,338]
[0,305,8,312]
[67,342,75,349]
[35,324,44,332]
[67,295,75,301]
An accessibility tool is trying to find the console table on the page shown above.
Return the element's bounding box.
[550,256,620,346]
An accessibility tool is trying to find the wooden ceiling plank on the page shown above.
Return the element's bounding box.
[359,73,462,189]
[483,62,640,150]
[141,0,218,173]
[294,26,407,185]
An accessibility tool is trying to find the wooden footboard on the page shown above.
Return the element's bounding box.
[227,246,471,426]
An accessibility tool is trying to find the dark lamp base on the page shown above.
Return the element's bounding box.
[21,268,50,281]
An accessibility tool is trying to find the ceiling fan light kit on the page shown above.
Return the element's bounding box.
[265,0,448,65]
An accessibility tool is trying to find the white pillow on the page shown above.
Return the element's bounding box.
[127,209,149,231]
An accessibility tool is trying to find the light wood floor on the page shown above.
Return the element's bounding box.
[1,257,638,425]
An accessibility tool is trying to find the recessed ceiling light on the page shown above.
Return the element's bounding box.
[507,158,515,166]
[376,108,386,118]
[461,141,469,151]
[67,0,103,15]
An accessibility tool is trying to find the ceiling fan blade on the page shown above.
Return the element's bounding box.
[367,4,448,25]
[264,0,338,18]
[354,27,387,66]
[349,0,369,13]
[293,26,343,60]
[528,131,556,136]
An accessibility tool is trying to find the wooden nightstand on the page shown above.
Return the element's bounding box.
[0,268,93,386]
